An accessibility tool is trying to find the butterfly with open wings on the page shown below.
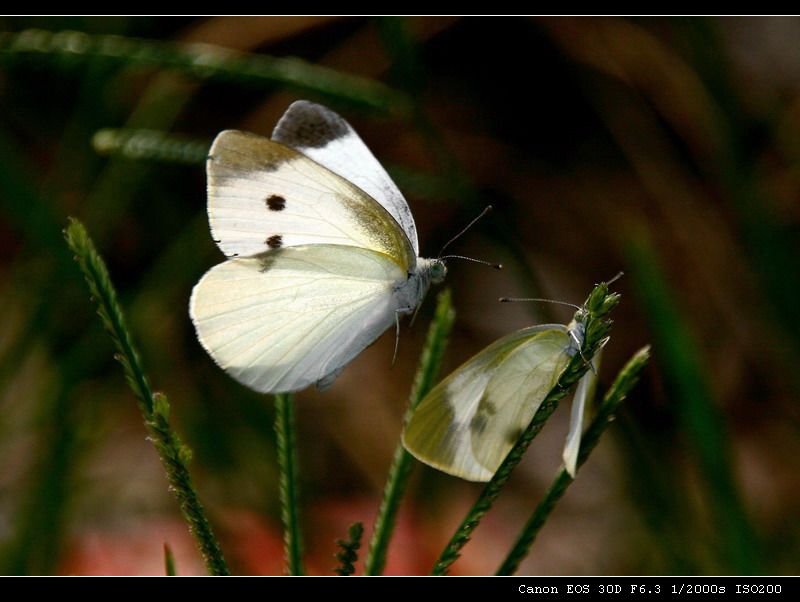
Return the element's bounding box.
[190,101,447,394]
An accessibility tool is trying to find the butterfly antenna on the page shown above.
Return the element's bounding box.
[437,205,493,258]
[499,297,582,310]
[441,255,502,269]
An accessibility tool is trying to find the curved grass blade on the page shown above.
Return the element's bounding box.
[628,235,761,574]
[164,543,178,576]
[63,218,230,576]
[92,128,210,165]
[0,29,409,114]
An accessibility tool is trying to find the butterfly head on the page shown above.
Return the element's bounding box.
[428,259,448,284]
[572,305,589,327]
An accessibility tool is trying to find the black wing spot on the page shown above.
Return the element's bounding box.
[470,414,488,436]
[266,194,286,211]
[266,235,283,249]
[506,427,525,445]
[482,401,498,416]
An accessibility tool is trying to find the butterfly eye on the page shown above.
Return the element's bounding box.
[430,261,447,283]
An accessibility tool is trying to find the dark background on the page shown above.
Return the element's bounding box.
[0,16,797,575]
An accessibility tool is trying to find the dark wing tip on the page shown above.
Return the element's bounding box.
[272,101,351,149]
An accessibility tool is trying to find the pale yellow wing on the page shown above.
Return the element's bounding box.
[470,328,572,475]
[190,244,406,394]
[402,325,569,482]
[207,130,415,272]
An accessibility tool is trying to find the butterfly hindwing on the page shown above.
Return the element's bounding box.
[207,130,415,272]
[272,100,420,254]
[562,349,601,477]
[402,325,569,482]
[190,244,406,393]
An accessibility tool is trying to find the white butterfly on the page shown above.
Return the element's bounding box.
[190,101,446,394]
[402,311,600,481]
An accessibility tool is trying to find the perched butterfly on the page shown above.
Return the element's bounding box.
[190,101,447,393]
[402,306,601,481]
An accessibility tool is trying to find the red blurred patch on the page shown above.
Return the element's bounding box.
[59,519,207,576]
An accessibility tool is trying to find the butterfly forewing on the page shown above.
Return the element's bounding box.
[272,100,420,254]
[207,130,415,272]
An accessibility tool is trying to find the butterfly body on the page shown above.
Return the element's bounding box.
[395,257,446,307]
[190,101,443,394]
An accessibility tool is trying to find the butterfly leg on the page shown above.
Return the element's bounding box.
[589,336,611,374]
[408,299,424,328]
[569,329,598,374]
[392,306,414,367]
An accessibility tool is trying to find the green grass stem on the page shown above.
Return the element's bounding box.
[496,346,651,575]
[364,289,456,575]
[334,522,364,576]
[274,392,304,575]
[63,217,230,576]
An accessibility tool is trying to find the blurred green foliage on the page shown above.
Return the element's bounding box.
[0,16,798,575]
